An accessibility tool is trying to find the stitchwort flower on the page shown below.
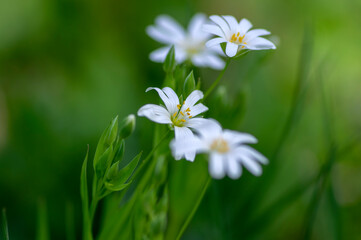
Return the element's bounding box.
[203,15,276,57]
[170,119,268,179]
[137,87,209,161]
[147,13,225,69]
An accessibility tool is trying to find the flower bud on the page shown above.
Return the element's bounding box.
[119,114,136,139]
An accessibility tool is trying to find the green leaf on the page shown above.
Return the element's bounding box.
[1,209,9,240]
[104,152,142,192]
[163,46,176,73]
[119,114,136,139]
[220,42,227,55]
[113,139,125,164]
[80,148,93,240]
[36,199,49,240]
[93,116,118,171]
[183,71,196,97]
[233,49,251,59]
[94,145,113,178]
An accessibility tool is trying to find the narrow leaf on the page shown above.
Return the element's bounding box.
[183,71,196,96]
[104,152,142,192]
[93,116,118,170]
[36,199,49,240]
[163,46,176,73]
[1,208,9,240]
[80,147,93,240]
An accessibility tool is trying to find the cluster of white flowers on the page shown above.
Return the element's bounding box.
[139,13,275,179]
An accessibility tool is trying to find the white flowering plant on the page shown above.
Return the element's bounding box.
[67,13,277,240]
[0,13,276,240]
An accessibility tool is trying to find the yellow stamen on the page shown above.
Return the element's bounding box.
[177,104,181,109]
[180,119,186,122]
[183,101,185,105]
[237,32,240,37]
[180,111,184,116]
[185,108,190,112]
[189,116,192,118]
[173,112,177,117]
[187,112,190,115]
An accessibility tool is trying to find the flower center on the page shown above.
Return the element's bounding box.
[181,38,205,56]
[229,32,247,47]
[171,101,193,127]
[210,138,230,153]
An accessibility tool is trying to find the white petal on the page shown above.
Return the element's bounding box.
[245,29,270,42]
[146,87,175,113]
[225,42,238,57]
[183,90,204,109]
[146,26,176,44]
[186,117,212,129]
[209,153,225,179]
[222,15,239,32]
[247,37,276,50]
[210,15,231,35]
[238,146,268,164]
[202,24,225,38]
[240,154,262,176]
[170,135,207,160]
[174,46,188,63]
[155,15,185,39]
[188,103,208,117]
[205,37,227,48]
[226,156,242,179]
[239,18,253,34]
[188,13,208,39]
[202,53,225,70]
[137,104,171,124]
[223,130,258,145]
[190,118,222,140]
[149,46,171,62]
[174,126,196,161]
[191,53,224,70]
[162,87,180,113]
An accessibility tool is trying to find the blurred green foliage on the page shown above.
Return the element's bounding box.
[0,0,361,239]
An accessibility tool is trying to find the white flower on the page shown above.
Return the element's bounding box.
[170,119,268,179]
[137,87,209,161]
[146,13,225,70]
[203,15,276,57]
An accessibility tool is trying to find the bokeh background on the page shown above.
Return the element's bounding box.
[1,0,361,239]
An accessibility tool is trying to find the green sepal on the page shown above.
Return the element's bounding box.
[233,49,251,59]
[104,152,142,192]
[93,116,118,171]
[163,46,176,73]
[220,42,227,55]
[119,114,136,139]
[183,71,196,97]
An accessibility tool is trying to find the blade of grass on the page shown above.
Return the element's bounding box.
[80,147,93,240]
[234,25,314,235]
[36,199,50,240]
[1,208,9,240]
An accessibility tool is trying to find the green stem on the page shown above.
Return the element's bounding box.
[204,58,231,100]
[176,176,212,240]
[99,130,170,239]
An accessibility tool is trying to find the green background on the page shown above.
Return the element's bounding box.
[0,0,360,239]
